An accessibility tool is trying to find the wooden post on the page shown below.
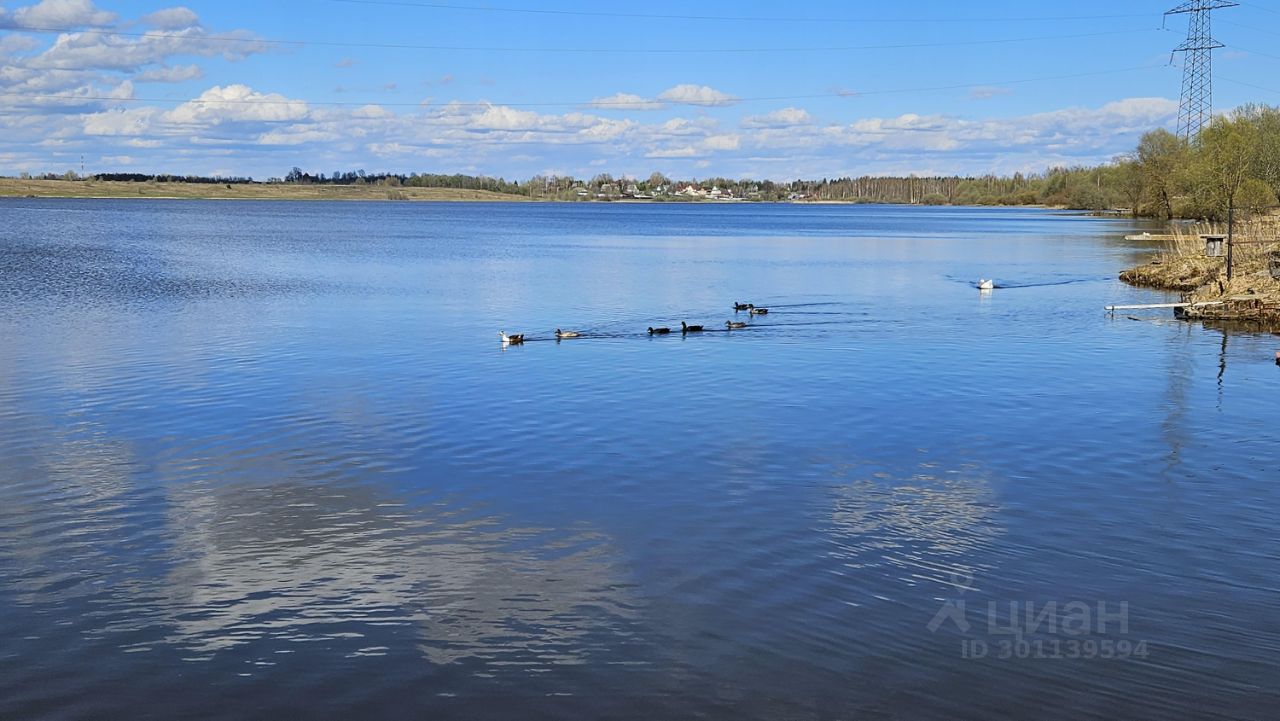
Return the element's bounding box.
[1227,203,1235,281]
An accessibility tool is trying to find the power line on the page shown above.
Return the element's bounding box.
[1222,42,1280,60]
[1220,17,1280,34]
[1234,1,1280,14]
[1,25,1158,55]
[1220,74,1280,93]
[0,64,1166,112]
[321,0,1154,24]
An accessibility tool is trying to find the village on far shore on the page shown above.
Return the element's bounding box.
[574,181,809,202]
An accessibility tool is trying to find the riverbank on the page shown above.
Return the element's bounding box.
[1120,219,1280,326]
[0,178,530,202]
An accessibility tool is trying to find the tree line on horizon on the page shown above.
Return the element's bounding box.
[22,104,1278,219]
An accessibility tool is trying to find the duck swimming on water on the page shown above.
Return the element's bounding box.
[978,279,995,290]
[726,321,748,329]
[648,326,671,335]
[499,331,525,344]
[555,329,581,338]
[748,307,769,315]
[734,302,754,311]
[681,321,704,333]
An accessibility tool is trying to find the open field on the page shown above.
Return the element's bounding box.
[0,178,531,202]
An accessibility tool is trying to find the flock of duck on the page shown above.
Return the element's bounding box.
[499,302,770,345]
[500,281,999,344]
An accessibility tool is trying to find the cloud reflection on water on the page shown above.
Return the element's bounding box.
[154,475,640,669]
[825,456,1004,594]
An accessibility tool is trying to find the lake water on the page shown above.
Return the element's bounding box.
[1,200,1276,720]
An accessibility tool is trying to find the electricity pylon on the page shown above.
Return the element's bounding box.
[1166,1,1237,141]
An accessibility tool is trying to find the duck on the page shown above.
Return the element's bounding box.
[681,321,705,333]
[734,302,754,311]
[648,326,671,335]
[555,329,581,339]
[726,320,748,329]
[977,279,995,290]
[748,307,769,315]
[499,331,524,344]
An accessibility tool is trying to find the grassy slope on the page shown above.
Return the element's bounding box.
[0,178,530,202]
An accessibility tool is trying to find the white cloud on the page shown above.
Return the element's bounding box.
[0,3,267,129]
[257,126,340,146]
[30,25,267,72]
[0,34,41,55]
[470,105,548,131]
[737,97,1179,170]
[741,107,811,129]
[588,92,664,111]
[368,142,417,157]
[657,84,737,107]
[135,64,203,83]
[7,0,116,28]
[141,7,200,29]
[577,117,634,141]
[701,134,740,151]
[645,146,698,158]
[83,106,157,136]
[655,117,718,136]
[3,84,1181,182]
[164,85,309,125]
[351,104,393,119]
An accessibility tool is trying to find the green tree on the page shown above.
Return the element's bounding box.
[1113,157,1144,216]
[1197,115,1259,218]
[1136,129,1186,219]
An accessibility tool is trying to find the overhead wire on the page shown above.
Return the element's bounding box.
[0,25,1161,55]
[0,64,1168,112]
[319,0,1154,24]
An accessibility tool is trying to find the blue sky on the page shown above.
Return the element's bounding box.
[2,0,1280,180]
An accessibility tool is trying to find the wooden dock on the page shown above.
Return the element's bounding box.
[1123,233,1177,242]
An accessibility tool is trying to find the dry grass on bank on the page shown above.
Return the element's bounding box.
[1122,220,1279,290]
[1122,218,1280,324]
[0,178,530,202]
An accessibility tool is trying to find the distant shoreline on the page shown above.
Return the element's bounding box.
[0,178,531,202]
[0,178,1082,210]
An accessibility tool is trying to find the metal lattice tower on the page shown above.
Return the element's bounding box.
[1166,1,1237,141]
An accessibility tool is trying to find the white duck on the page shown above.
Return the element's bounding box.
[977,279,995,290]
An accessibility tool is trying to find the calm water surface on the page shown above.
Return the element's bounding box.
[1,200,1276,720]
